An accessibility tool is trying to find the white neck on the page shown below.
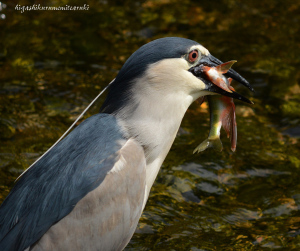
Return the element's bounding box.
[115,58,207,198]
[117,88,193,197]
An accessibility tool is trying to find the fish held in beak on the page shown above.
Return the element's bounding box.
[195,54,255,92]
[192,59,252,153]
[200,60,237,93]
[189,56,254,104]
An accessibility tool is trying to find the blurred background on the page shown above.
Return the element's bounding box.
[0,0,300,250]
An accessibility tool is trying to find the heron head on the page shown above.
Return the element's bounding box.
[100,37,253,114]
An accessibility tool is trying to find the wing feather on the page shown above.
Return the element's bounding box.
[31,139,146,250]
[0,113,129,251]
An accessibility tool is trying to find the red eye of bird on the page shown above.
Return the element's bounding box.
[188,50,199,63]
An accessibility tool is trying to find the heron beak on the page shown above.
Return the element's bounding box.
[189,54,254,104]
[203,80,254,104]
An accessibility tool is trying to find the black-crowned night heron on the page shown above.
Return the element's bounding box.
[0,37,253,251]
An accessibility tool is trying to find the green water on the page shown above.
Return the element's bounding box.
[1,0,300,250]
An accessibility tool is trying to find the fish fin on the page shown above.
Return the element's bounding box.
[221,101,237,152]
[215,61,237,74]
[230,104,237,152]
[196,96,206,106]
[213,78,233,93]
[210,137,223,152]
[228,78,233,85]
[193,137,223,153]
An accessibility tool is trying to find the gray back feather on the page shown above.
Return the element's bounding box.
[0,113,126,251]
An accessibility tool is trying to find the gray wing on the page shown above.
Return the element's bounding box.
[0,113,145,251]
[31,138,146,251]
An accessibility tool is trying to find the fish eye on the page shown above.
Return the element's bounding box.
[188,50,199,63]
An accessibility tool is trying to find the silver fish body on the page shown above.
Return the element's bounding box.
[193,94,237,153]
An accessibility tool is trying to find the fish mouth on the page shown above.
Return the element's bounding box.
[189,54,254,104]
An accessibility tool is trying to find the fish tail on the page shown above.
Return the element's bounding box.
[193,137,223,153]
